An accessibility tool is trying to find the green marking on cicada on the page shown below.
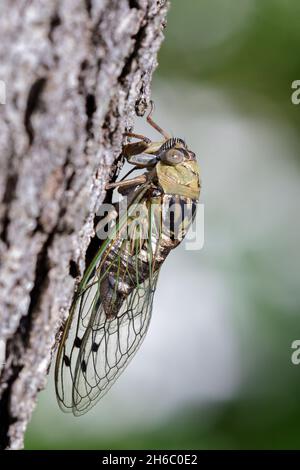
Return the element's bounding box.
[55,101,201,415]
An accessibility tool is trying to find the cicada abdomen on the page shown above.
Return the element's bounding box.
[55,104,201,415]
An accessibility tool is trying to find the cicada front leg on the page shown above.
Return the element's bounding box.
[122,132,151,161]
[146,100,171,139]
[123,139,163,168]
[122,139,161,163]
[124,132,151,143]
[106,174,147,191]
[123,100,172,161]
[122,140,150,160]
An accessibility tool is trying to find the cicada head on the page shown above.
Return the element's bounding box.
[156,138,200,200]
[158,137,196,166]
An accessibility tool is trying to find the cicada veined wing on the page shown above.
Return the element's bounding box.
[55,183,161,416]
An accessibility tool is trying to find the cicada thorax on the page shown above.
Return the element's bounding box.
[99,188,197,319]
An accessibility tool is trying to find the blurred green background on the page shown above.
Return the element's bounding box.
[26,0,300,449]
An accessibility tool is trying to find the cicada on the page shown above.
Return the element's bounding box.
[55,102,201,415]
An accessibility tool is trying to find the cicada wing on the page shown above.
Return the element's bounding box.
[55,252,159,415]
[71,271,159,415]
[54,267,103,412]
[55,183,159,415]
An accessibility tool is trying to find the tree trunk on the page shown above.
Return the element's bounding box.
[0,0,169,450]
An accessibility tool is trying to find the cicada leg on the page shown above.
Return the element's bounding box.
[147,100,171,140]
[122,140,150,160]
[106,174,147,191]
[124,132,151,143]
[122,139,161,168]
[122,132,152,160]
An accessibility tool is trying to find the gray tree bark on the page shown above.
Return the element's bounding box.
[0,0,169,450]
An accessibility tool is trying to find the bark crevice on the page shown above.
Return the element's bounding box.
[24,77,48,146]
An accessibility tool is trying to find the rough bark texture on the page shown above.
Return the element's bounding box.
[0,0,169,450]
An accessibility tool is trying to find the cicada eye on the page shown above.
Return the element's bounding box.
[161,149,184,166]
